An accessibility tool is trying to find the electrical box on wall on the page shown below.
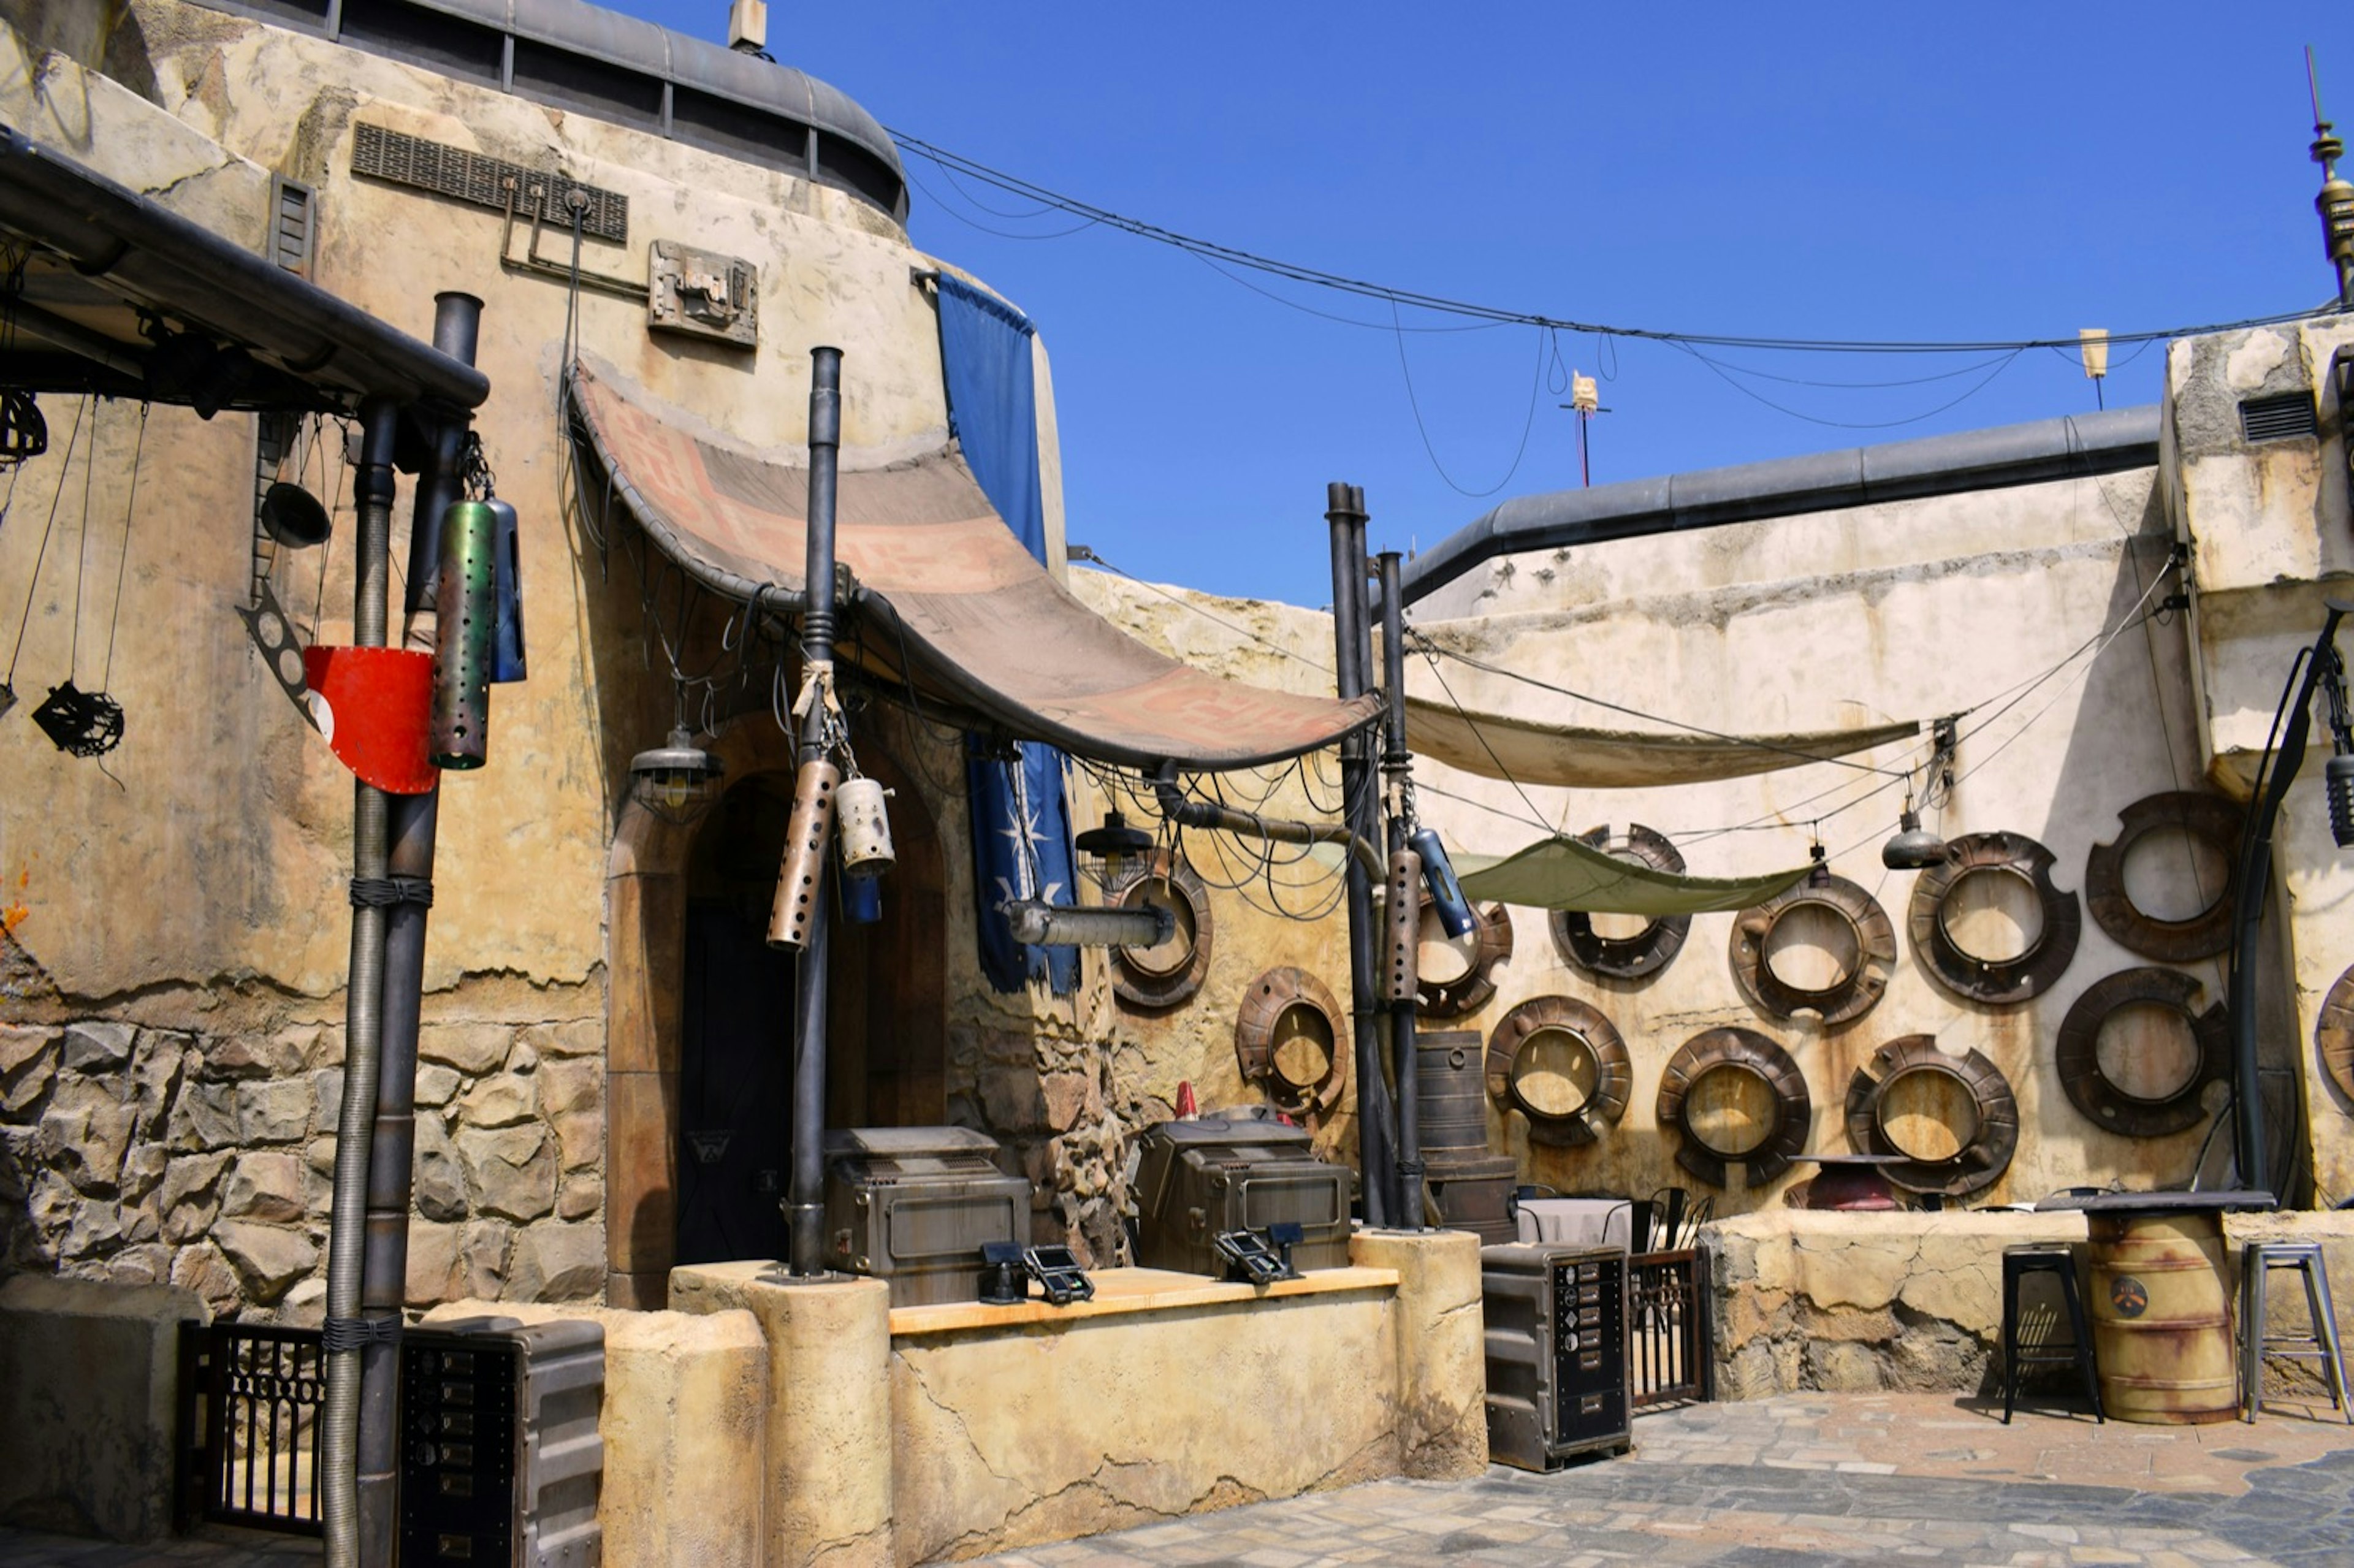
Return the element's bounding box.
[648,241,759,348]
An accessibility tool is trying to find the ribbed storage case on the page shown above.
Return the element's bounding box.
[1133,1113,1351,1276]
[823,1125,1031,1307]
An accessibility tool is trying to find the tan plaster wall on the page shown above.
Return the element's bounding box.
[1075,472,2222,1216]
[2165,317,2354,1205]
[423,1297,771,1568]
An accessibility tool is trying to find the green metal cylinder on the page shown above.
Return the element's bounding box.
[431,498,497,769]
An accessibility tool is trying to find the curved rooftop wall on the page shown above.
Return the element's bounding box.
[192,0,908,220]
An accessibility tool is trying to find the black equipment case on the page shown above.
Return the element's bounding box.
[1132,1113,1350,1276]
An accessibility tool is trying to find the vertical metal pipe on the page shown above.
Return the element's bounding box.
[1377,550,1422,1230]
[789,346,843,1277]
[1328,483,1392,1228]
[358,292,481,1566]
[322,395,400,1568]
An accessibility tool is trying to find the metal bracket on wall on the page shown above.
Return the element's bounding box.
[498,178,647,302]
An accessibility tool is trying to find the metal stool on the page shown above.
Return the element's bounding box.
[2002,1244,2103,1423]
[2240,1240,2353,1423]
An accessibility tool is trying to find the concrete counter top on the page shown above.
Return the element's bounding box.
[888,1263,1400,1336]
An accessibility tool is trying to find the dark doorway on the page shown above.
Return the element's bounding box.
[671,745,951,1268]
[676,775,795,1267]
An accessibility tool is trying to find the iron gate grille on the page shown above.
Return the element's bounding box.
[177,1322,325,1536]
[1629,1248,1713,1408]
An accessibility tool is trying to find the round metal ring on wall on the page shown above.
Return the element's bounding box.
[2318,963,2354,1106]
[1656,1027,1811,1187]
[1727,876,1895,1026]
[1908,831,2081,1006]
[1843,1035,2018,1198]
[1484,995,1633,1147]
[1233,966,1349,1122]
[1417,899,1514,1021]
[2055,968,2228,1137]
[2084,792,2241,962]
[1108,850,1215,1010]
[1549,823,1691,981]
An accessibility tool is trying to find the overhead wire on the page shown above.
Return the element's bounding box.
[889,130,2333,353]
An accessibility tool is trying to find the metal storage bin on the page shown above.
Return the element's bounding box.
[400,1315,604,1568]
[823,1126,1030,1307]
[1133,1113,1351,1276]
[1482,1243,1631,1471]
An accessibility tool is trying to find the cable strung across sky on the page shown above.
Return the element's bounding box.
[891,130,2337,355]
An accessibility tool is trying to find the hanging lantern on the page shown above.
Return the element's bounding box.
[1074,809,1154,892]
[1807,839,1832,888]
[836,775,896,878]
[628,727,723,825]
[1881,804,1948,870]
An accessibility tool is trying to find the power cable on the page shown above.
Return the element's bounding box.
[891,131,2333,354]
[5,394,86,688]
[1392,308,1545,498]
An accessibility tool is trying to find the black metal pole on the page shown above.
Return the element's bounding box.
[357,292,481,1566]
[1329,483,1393,1227]
[788,346,843,1277]
[322,395,401,1568]
[2226,600,2350,1196]
[1376,550,1422,1230]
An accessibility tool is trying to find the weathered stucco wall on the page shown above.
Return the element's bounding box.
[1078,466,2233,1217]
[0,0,1101,1313]
[2165,317,2354,1206]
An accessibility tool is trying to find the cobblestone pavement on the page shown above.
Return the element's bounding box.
[4,1393,2352,1567]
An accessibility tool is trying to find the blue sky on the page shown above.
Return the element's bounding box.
[614,2,2342,605]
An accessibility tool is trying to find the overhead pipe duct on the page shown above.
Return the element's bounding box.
[788,346,843,1279]
[1377,550,1423,1230]
[321,395,402,1568]
[1148,763,1382,879]
[354,292,482,1568]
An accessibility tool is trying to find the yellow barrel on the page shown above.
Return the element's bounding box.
[2085,1212,2239,1423]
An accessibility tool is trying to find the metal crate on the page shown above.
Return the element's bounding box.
[1481,1243,1631,1471]
[823,1126,1031,1307]
[1133,1114,1351,1276]
[400,1316,604,1567]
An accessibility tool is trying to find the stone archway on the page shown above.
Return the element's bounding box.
[603,723,945,1308]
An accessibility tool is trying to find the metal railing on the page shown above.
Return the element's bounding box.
[1629,1248,1713,1408]
[177,1321,326,1536]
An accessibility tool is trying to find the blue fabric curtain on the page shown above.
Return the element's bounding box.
[936,274,1078,993]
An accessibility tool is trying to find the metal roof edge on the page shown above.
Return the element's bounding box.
[1400,404,2162,605]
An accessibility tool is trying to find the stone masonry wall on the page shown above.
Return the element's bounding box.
[0,969,605,1320]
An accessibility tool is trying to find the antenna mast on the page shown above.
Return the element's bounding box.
[2310,47,2354,307]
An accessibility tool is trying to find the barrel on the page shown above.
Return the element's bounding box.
[2085,1212,2239,1423]
[1425,1152,1519,1243]
[1416,1030,1491,1154]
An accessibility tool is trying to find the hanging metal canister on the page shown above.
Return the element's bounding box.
[836,775,896,878]
[768,756,840,948]
[430,498,498,769]
[487,497,527,683]
[1384,848,1423,1005]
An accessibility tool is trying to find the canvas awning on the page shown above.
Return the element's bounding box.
[567,361,1379,771]
[1406,694,1918,790]
[1453,834,1810,914]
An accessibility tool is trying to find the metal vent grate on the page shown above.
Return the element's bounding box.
[349,123,628,242]
[268,177,313,277]
[2239,392,2319,443]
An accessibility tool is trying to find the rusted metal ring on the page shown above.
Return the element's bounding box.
[1656,1027,1811,1187]
[1908,831,2081,1005]
[1417,899,1514,1020]
[2318,962,2354,1106]
[1728,875,1895,1026]
[1109,849,1215,1010]
[2084,792,2241,962]
[1549,823,1691,981]
[2056,967,2228,1136]
[1233,965,1349,1122]
[1843,1035,2018,1197]
[1484,995,1633,1147]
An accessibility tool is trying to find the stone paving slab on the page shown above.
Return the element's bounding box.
[3,1393,2352,1566]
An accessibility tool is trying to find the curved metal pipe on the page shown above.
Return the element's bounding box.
[1149,763,1382,880]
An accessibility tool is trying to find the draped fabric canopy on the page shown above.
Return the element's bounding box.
[568,359,1379,771]
[1453,834,1811,915]
[1405,694,1918,790]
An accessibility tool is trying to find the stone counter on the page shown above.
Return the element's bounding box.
[674,1227,1484,1567]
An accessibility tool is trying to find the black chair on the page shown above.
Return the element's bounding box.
[2001,1244,2103,1423]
